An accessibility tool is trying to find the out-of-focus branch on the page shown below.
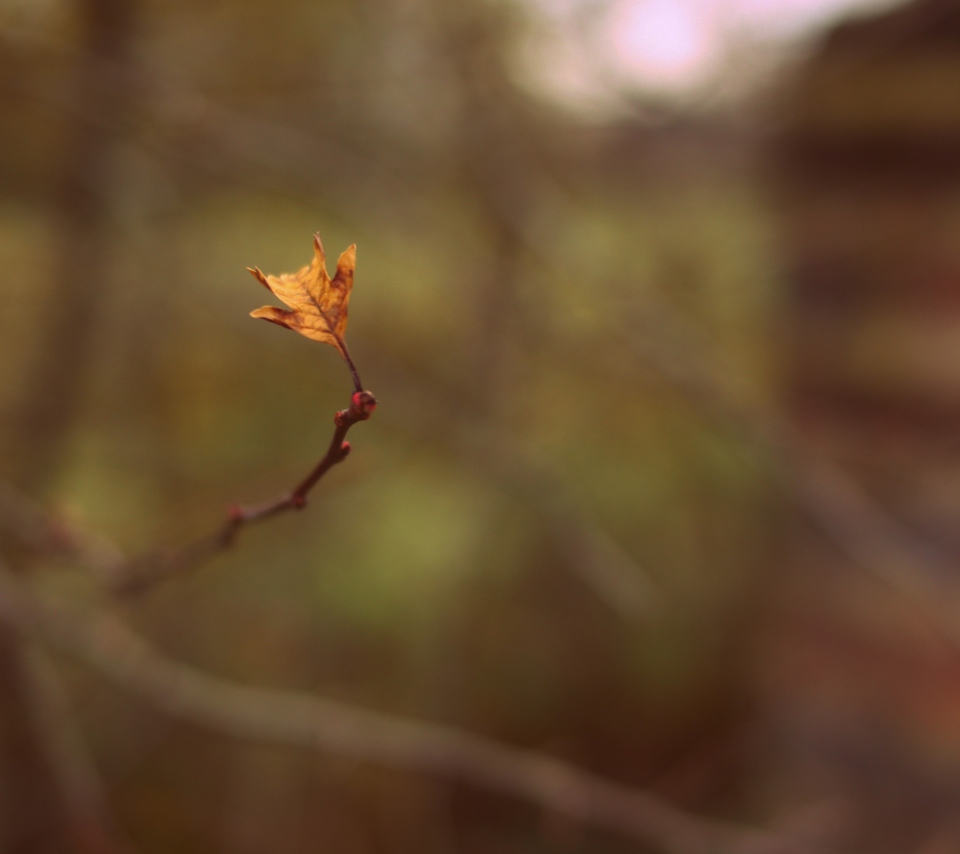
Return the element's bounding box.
[361,353,662,620]
[19,644,133,854]
[0,482,124,581]
[625,302,960,643]
[108,389,377,595]
[458,425,663,619]
[786,459,960,644]
[0,564,817,854]
[0,24,416,220]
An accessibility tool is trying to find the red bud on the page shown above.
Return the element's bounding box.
[350,390,377,419]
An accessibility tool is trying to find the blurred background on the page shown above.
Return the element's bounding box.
[4,0,960,851]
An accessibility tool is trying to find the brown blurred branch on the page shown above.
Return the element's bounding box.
[625,302,960,644]
[360,352,663,620]
[108,388,377,595]
[19,644,133,854]
[442,418,664,619]
[0,563,817,854]
[0,482,124,580]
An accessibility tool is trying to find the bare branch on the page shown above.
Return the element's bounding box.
[1,368,661,622]
[0,564,817,854]
[106,388,376,595]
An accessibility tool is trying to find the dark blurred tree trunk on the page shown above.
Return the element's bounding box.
[0,1,137,851]
[0,633,65,853]
[7,0,138,493]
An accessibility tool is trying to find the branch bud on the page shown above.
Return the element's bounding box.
[350,390,377,420]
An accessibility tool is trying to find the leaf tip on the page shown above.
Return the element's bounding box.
[333,244,356,285]
[247,267,271,290]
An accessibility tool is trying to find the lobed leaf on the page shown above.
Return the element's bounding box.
[248,234,356,357]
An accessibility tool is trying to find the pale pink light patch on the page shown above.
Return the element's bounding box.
[603,0,907,93]
[609,0,723,91]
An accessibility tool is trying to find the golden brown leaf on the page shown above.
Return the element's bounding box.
[248,234,356,358]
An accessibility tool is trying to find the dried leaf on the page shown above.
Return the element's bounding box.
[248,234,356,357]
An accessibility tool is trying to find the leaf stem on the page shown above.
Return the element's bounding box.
[336,335,363,393]
[313,305,362,393]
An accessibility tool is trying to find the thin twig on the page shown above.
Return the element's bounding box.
[108,388,376,595]
[0,565,819,854]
